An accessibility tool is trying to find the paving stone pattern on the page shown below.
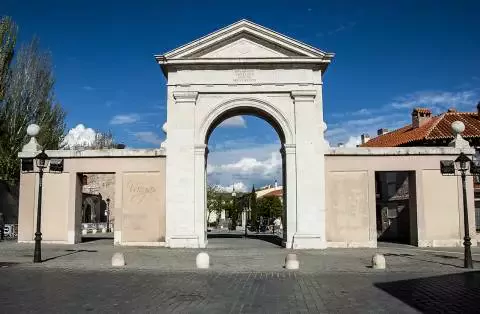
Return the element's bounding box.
[1,267,479,313]
[1,237,480,313]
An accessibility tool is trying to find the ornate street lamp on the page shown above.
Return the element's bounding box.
[231,187,236,231]
[440,122,480,269]
[21,124,63,263]
[33,149,50,263]
[106,198,111,232]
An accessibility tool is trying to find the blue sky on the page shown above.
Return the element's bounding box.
[2,0,479,190]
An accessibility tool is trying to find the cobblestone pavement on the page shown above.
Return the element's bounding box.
[0,267,479,313]
[2,236,480,273]
[1,237,480,312]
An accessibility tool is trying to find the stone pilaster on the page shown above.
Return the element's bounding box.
[165,91,200,248]
[290,90,326,249]
[194,143,208,248]
[281,143,297,248]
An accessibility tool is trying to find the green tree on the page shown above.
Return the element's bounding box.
[206,184,224,225]
[257,195,283,219]
[0,16,17,100]
[0,33,66,185]
[226,195,243,231]
[249,185,257,231]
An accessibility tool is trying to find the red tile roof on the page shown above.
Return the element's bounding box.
[412,108,432,115]
[361,111,480,147]
[262,189,283,197]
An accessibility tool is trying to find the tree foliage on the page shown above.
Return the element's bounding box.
[0,16,17,100]
[257,195,283,219]
[206,185,225,224]
[249,185,258,230]
[0,16,66,185]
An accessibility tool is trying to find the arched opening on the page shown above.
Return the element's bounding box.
[203,106,288,248]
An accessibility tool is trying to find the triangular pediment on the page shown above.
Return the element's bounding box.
[157,20,334,61]
[198,37,291,59]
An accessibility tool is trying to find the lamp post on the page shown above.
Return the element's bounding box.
[106,198,110,232]
[231,187,236,231]
[21,124,63,263]
[440,122,479,269]
[33,149,50,263]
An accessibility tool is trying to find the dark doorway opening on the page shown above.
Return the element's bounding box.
[79,173,115,243]
[375,171,418,245]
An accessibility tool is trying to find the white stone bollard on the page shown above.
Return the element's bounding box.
[372,253,386,269]
[196,252,210,269]
[111,253,125,267]
[285,253,299,270]
[101,228,107,233]
[81,229,87,235]
[92,229,97,234]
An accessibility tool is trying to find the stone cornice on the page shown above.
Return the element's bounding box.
[173,91,199,103]
[18,149,167,159]
[194,144,208,155]
[326,147,476,156]
[281,144,296,155]
[291,90,316,101]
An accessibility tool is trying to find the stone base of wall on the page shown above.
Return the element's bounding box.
[289,234,327,249]
[118,242,166,247]
[418,239,478,247]
[327,241,377,248]
[18,240,70,244]
[167,235,204,248]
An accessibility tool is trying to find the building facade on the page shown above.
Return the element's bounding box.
[361,106,480,233]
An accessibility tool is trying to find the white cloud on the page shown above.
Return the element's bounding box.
[134,131,163,145]
[352,108,371,116]
[83,85,95,91]
[215,182,248,193]
[62,124,97,148]
[219,116,246,128]
[209,152,281,177]
[110,114,140,125]
[345,116,386,127]
[389,90,477,110]
[207,143,282,189]
[344,136,361,148]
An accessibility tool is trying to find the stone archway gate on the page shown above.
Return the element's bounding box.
[17,20,476,250]
[156,20,334,248]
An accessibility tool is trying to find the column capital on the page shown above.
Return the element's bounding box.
[194,144,208,155]
[281,143,296,155]
[290,90,316,101]
[173,91,199,103]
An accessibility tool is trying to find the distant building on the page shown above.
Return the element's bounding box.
[360,104,480,233]
[361,106,480,147]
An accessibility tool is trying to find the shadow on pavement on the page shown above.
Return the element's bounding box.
[42,249,98,262]
[81,236,113,243]
[375,271,480,313]
[0,262,20,267]
[207,233,283,247]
